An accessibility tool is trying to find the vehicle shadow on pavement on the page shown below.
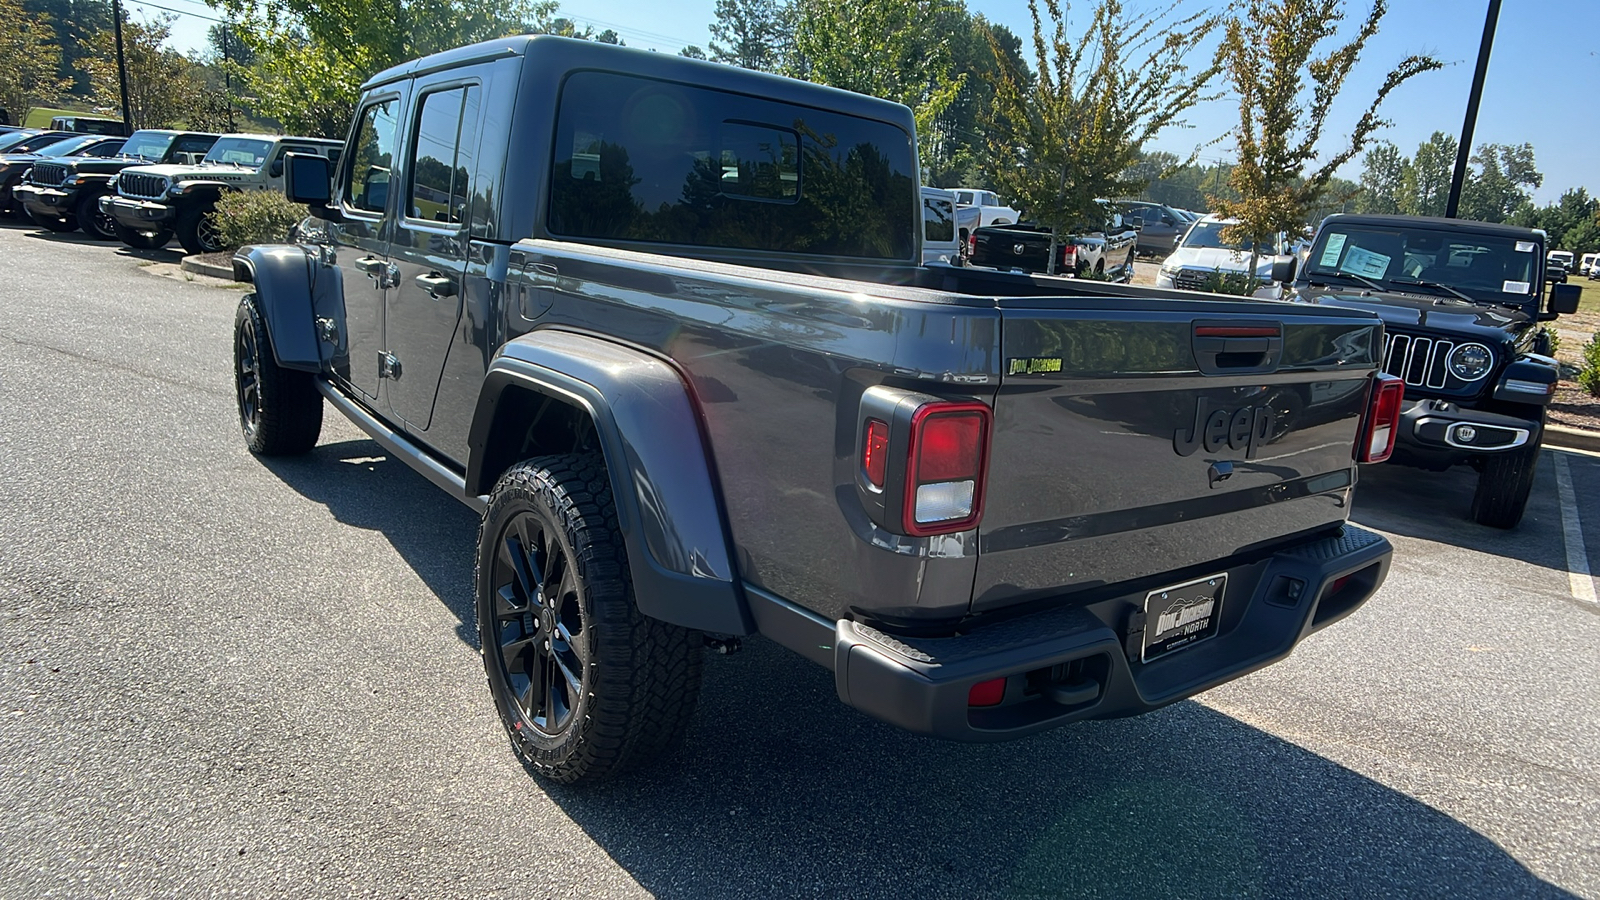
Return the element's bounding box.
[548,639,1576,899]
[258,438,482,645]
[1352,451,1579,574]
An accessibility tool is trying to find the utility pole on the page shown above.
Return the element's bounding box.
[222,23,236,131]
[111,0,133,132]
[1446,0,1500,218]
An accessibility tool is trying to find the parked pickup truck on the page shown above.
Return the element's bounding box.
[1294,214,1580,528]
[968,204,1139,278]
[235,36,1394,783]
[14,129,219,240]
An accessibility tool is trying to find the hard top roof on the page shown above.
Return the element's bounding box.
[1319,213,1542,240]
[214,133,341,145]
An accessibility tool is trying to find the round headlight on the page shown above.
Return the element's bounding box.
[1448,343,1493,381]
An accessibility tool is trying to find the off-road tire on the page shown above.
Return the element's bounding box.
[233,294,323,455]
[1471,439,1541,529]
[75,190,117,240]
[113,222,172,250]
[177,199,224,255]
[32,210,78,232]
[477,455,703,785]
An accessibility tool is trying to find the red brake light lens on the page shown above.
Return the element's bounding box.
[1357,373,1405,463]
[863,419,889,489]
[903,402,991,536]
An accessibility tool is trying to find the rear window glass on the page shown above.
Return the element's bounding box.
[549,71,916,260]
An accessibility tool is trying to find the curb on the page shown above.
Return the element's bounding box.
[179,255,234,280]
[1546,424,1600,453]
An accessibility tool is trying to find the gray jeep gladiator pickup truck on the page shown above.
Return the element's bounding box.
[234,36,1395,783]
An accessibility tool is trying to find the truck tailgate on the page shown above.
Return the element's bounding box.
[975,298,1382,610]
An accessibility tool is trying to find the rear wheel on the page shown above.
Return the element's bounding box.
[176,199,225,255]
[113,222,173,250]
[478,455,704,784]
[1471,439,1541,529]
[75,190,117,240]
[234,294,323,455]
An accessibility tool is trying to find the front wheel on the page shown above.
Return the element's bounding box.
[177,199,225,255]
[113,222,172,250]
[75,191,118,240]
[234,294,323,455]
[1471,439,1541,529]
[477,455,704,784]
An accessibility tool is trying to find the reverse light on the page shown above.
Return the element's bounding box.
[903,402,990,536]
[1356,373,1405,463]
[968,678,1006,707]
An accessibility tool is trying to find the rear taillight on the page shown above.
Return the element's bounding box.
[967,233,976,257]
[903,402,991,536]
[862,419,889,488]
[1058,243,1077,269]
[1356,373,1405,463]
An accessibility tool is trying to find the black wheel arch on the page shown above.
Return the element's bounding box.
[230,244,327,372]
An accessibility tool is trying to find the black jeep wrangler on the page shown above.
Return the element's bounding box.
[1294,214,1582,528]
[14,129,219,241]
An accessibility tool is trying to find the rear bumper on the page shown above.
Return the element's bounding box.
[757,524,1391,742]
[103,194,174,227]
[1398,398,1540,456]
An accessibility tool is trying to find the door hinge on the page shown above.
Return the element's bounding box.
[316,317,338,343]
[379,352,402,380]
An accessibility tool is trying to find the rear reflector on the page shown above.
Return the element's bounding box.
[863,419,889,489]
[968,678,1005,707]
[903,402,991,536]
[1357,373,1405,463]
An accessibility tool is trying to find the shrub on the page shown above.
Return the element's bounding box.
[211,190,307,251]
[1199,269,1260,296]
[1542,328,1561,356]
[1579,333,1600,397]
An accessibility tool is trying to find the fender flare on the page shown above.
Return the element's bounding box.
[231,244,322,372]
[467,330,753,635]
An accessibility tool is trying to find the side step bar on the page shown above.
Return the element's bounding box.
[316,380,488,513]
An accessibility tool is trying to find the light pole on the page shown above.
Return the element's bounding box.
[111,0,133,131]
[1446,0,1501,218]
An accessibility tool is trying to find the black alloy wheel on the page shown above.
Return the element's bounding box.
[488,508,588,739]
[75,191,117,240]
[232,294,322,455]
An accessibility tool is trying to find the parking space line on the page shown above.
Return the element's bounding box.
[1553,452,1597,605]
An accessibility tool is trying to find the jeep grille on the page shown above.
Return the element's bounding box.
[119,172,169,200]
[29,163,69,188]
[1383,334,1468,390]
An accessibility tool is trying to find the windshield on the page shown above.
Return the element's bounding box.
[38,134,109,157]
[0,131,41,152]
[120,131,177,161]
[1305,224,1539,303]
[1182,221,1283,254]
[202,137,273,167]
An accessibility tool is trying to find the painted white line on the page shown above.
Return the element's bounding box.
[1553,452,1597,604]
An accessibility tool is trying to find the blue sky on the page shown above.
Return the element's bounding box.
[142,0,1597,205]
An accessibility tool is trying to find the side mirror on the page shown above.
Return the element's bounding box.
[1548,282,1581,315]
[1271,256,1299,284]
[284,152,332,205]
[1161,216,1174,226]
[268,158,284,178]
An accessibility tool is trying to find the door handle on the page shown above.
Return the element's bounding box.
[414,272,457,298]
[354,256,384,274]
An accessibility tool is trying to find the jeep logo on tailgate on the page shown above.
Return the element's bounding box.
[1173,399,1275,459]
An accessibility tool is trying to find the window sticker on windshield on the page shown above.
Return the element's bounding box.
[1319,233,1347,267]
[1515,241,1535,253]
[1341,245,1391,278]
[1503,280,1531,294]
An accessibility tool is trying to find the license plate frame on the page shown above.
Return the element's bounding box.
[1141,573,1227,662]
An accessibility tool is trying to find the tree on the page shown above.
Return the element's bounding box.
[1354,141,1407,214]
[80,14,203,130]
[984,0,1223,271]
[207,22,256,68]
[0,0,70,123]
[679,45,708,59]
[1211,0,1441,268]
[1399,131,1455,217]
[708,0,785,71]
[1458,142,1541,223]
[924,15,1027,188]
[789,0,965,151]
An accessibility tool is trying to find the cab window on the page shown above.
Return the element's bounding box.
[408,86,480,224]
[345,98,401,215]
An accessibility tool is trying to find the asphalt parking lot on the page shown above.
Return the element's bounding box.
[2,221,1597,899]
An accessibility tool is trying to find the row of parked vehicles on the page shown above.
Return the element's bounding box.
[0,123,339,255]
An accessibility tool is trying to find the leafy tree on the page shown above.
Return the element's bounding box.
[679,45,708,59]
[0,0,70,123]
[1354,141,1407,214]
[1211,0,1441,269]
[1458,142,1541,223]
[22,0,111,97]
[80,14,208,130]
[985,0,1222,271]
[789,0,965,150]
[595,29,624,45]
[708,0,785,71]
[1398,131,1456,217]
[207,23,256,68]
[924,15,1026,189]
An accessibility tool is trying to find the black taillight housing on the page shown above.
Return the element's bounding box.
[857,386,992,537]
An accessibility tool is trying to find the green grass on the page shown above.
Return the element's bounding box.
[22,105,103,128]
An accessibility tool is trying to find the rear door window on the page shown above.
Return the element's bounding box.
[407,87,475,224]
[923,195,954,243]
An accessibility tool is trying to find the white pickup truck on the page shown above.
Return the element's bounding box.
[948,188,1019,229]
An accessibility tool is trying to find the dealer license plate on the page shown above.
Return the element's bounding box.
[1141,573,1226,662]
